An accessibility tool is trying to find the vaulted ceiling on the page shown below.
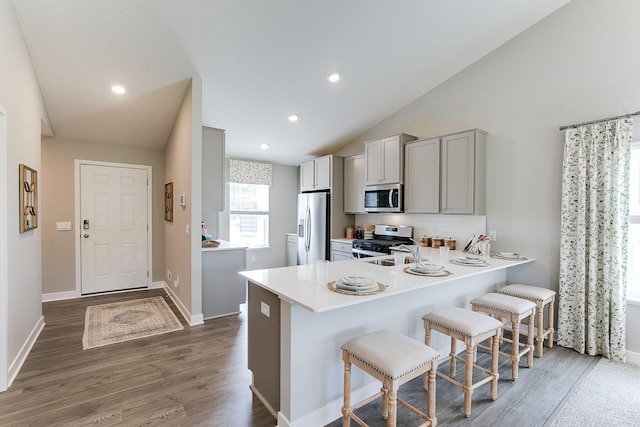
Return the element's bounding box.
[13,0,571,165]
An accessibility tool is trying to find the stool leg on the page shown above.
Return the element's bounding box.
[381,382,389,420]
[450,336,457,378]
[548,298,555,349]
[386,380,398,427]
[427,366,437,425]
[536,304,544,358]
[464,344,474,417]
[424,325,432,391]
[490,334,499,401]
[342,354,351,426]
[527,312,534,368]
[511,314,520,380]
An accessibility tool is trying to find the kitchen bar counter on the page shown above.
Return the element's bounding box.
[240,249,535,427]
[240,247,533,312]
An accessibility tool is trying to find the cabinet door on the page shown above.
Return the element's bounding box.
[365,140,383,185]
[381,135,401,184]
[314,155,332,190]
[300,160,315,191]
[344,154,365,213]
[405,138,440,213]
[441,131,475,214]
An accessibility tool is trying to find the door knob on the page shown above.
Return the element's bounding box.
[83,234,89,238]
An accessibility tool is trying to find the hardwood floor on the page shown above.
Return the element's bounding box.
[0,289,597,427]
[0,290,274,427]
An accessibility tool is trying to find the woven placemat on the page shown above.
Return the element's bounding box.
[490,253,528,261]
[403,266,452,277]
[327,281,386,296]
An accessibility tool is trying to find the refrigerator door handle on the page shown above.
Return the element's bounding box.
[305,206,311,252]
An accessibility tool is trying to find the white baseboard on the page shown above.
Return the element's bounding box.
[42,290,78,302]
[8,316,45,387]
[627,349,640,366]
[149,281,165,289]
[163,282,204,326]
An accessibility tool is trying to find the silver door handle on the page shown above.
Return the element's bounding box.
[83,234,89,238]
[388,189,393,208]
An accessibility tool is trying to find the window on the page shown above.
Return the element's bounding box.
[628,142,640,300]
[229,183,269,248]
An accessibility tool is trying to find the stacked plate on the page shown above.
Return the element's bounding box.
[452,256,487,266]
[493,252,521,260]
[334,276,378,292]
[409,263,445,275]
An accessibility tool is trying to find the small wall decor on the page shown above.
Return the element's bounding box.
[164,182,173,222]
[19,164,38,232]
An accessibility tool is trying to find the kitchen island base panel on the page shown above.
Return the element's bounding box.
[249,269,507,427]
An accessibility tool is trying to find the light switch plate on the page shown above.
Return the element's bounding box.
[56,221,72,231]
[260,301,270,317]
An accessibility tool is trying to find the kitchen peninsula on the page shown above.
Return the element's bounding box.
[239,248,534,427]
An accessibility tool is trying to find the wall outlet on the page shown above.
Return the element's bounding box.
[260,301,270,317]
[167,269,172,280]
[251,255,256,262]
[174,275,179,288]
[489,230,497,241]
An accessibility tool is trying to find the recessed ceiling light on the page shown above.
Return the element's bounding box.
[260,143,269,150]
[327,73,340,83]
[288,114,299,122]
[111,85,126,95]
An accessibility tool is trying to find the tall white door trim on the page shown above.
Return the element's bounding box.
[74,160,153,296]
[0,104,8,392]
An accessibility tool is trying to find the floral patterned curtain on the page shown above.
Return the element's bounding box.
[558,118,633,362]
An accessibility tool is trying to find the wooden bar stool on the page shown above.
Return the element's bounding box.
[422,307,503,418]
[470,293,536,380]
[498,284,556,358]
[341,330,439,427]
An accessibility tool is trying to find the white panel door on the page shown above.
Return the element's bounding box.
[80,164,148,294]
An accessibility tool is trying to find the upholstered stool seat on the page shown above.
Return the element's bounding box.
[422,307,503,417]
[341,330,440,427]
[498,284,556,357]
[470,292,536,380]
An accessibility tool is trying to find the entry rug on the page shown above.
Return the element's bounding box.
[552,357,640,426]
[83,296,183,350]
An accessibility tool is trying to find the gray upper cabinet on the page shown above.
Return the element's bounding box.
[202,126,225,212]
[300,155,333,191]
[364,133,417,185]
[441,129,486,214]
[404,138,440,213]
[344,154,366,214]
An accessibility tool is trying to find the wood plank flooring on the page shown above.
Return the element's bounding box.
[0,289,597,426]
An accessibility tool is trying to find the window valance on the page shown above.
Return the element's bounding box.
[227,159,272,185]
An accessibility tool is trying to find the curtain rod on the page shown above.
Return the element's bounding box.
[559,111,640,131]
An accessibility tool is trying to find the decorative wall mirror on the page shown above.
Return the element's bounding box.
[164,182,173,222]
[19,164,38,232]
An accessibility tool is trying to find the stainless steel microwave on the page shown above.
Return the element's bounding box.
[364,183,403,213]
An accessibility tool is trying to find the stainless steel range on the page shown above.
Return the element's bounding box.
[352,224,413,258]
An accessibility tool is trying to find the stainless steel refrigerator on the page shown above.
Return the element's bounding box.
[297,192,329,265]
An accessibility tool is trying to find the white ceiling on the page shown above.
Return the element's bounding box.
[12,0,570,166]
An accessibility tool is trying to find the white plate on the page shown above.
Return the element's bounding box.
[451,258,487,267]
[414,263,444,272]
[497,252,520,259]
[457,256,484,264]
[338,276,376,288]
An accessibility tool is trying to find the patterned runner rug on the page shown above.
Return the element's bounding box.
[552,357,640,426]
[83,296,184,350]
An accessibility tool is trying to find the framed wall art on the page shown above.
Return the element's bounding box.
[19,164,38,232]
[164,182,173,222]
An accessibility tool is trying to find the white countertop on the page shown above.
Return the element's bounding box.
[201,239,247,252]
[330,237,355,243]
[239,247,534,313]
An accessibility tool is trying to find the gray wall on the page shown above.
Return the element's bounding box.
[0,0,50,383]
[335,0,640,355]
[41,137,166,294]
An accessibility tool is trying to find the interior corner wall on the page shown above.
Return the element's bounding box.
[40,137,166,294]
[164,81,196,317]
[334,0,640,353]
[0,0,49,382]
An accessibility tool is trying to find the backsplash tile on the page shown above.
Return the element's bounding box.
[355,213,486,247]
